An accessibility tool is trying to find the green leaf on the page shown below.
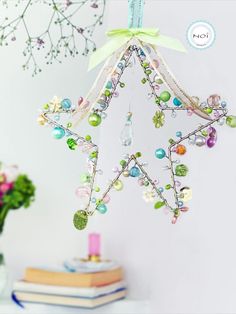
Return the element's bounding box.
[154,201,165,209]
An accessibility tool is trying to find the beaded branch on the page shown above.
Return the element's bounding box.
[0,0,106,75]
[38,39,235,230]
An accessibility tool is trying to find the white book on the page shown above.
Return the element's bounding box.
[13,280,126,298]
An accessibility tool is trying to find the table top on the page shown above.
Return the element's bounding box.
[0,298,150,314]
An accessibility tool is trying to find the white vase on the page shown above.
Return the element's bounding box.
[0,253,8,297]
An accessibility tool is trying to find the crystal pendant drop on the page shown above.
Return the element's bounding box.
[120,112,133,146]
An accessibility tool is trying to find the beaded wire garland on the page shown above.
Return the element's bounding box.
[38,38,236,230]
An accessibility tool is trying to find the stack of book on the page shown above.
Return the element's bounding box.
[12,266,126,309]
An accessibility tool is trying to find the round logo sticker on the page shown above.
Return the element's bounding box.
[187,21,215,49]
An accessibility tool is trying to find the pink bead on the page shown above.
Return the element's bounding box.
[103,194,110,204]
[78,97,83,106]
[180,207,189,212]
[171,216,178,224]
[75,186,91,198]
[207,94,221,107]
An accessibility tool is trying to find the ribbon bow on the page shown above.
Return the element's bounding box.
[88,28,186,70]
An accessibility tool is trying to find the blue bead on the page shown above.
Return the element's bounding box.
[176,131,182,138]
[158,187,164,193]
[129,166,141,177]
[178,201,184,207]
[155,148,166,159]
[91,197,97,203]
[221,101,227,108]
[106,81,113,89]
[173,98,182,107]
[61,98,72,110]
[118,62,124,69]
[97,203,107,214]
[52,126,65,139]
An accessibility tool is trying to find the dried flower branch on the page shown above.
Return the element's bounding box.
[0,0,106,75]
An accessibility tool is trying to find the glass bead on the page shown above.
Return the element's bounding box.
[103,194,110,204]
[221,101,227,108]
[61,98,72,110]
[176,131,182,138]
[173,97,182,107]
[37,115,47,125]
[145,69,152,75]
[175,144,186,155]
[91,197,97,203]
[218,118,225,126]
[88,113,102,127]
[54,114,60,121]
[106,81,113,89]
[104,90,111,97]
[73,210,88,230]
[120,160,127,167]
[119,82,125,88]
[85,135,91,141]
[165,184,171,190]
[207,137,216,148]
[226,115,236,128]
[175,164,188,177]
[67,138,77,150]
[75,186,90,199]
[195,135,206,147]
[101,112,107,119]
[52,126,65,139]
[144,181,149,187]
[178,201,184,207]
[80,173,91,184]
[155,148,166,159]
[160,91,171,102]
[179,187,192,202]
[141,78,147,84]
[97,204,107,214]
[118,62,124,69]
[129,166,141,177]
[135,152,142,158]
[113,179,123,191]
[123,170,130,177]
[158,187,164,193]
[154,201,165,209]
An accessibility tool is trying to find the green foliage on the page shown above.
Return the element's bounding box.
[2,175,35,210]
[0,175,35,234]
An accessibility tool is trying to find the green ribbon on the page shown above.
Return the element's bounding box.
[88,28,186,71]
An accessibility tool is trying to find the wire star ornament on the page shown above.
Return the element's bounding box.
[38,38,236,230]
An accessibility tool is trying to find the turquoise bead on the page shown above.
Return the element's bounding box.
[52,126,65,139]
[61,98,72,109]
[155,148,166,159]
[158,187,164,193]
[173,98,182,107]
[106,81,113,89]
[129,166,140,177]
[97,203,107,214]
[176,131,182,137]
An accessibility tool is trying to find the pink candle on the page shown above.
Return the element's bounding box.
[88,233,101,256]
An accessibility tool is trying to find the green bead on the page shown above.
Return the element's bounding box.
[104,89,111,96]
[90,151,98,159]
[168,138,176,145]
[155,97,161,105]
[174,209,180,217]
[67,138,77,150]
[88,113,101,127]
[120,160,127,167]
[67,122,72,128]
[175,164,189,177]
[160,91,171,102]
[141,78,147,84]
[201,130,208,137]
[154,201,165,209]
[113,179,123,191]
[94,186,100,192]
[156,78,163,84]
[80,173,91,183]
[144,181,149,186]
[204,107,213,114]
[43,103,50,110]
[226,115,236,128]
[85,135,91,141]
[73,210,88,230]
[165,184,172,190]
[119,82,125,88]
[153,111,165,128]
[135,152,142,158]
[145,69,152,75]
[142,62,149,68]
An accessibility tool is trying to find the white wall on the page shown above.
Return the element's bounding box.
[1,1,236,313]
